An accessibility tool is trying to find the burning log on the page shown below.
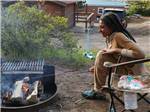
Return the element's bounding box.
[2,76,43,105]
[2,91,12,105]
[11,80,24,103]
[11,77,30,103]
[26,81,40,103]
[26,81,43,103]
[22,83,29,94]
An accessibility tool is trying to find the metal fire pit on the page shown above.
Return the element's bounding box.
[1,59,57,112]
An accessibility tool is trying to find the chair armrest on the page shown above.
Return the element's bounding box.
[104,58,150,68]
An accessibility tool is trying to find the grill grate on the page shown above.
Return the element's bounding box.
[1,59,44,74]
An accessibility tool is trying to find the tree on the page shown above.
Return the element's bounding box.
[127,0,150,16]
[76,1,86,9]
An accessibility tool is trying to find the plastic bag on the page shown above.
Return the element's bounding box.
[118,75,145,90]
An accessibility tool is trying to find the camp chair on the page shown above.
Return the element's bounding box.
[103,58,150,112]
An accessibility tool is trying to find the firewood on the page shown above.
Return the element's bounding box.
[22,83,30,98]
[11,77,30,103]
[26,81,40,103]
[11,80,24,102]
[2,91,12,104]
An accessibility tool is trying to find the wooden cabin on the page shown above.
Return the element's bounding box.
[39,1,76,27]
[2,0,77,28]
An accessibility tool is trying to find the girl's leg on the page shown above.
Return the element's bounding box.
[94,51,117,91]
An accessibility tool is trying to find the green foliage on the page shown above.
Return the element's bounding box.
[127,1,150,16]
[1,2,94,69]
[1,2,77,60]
[1,2,92,69]
[76,1,86,9]
[42,48,93,69]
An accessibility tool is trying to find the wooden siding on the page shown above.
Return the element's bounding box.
[41,2,65,16]
[64,4,75,27]
[40,1,75,27]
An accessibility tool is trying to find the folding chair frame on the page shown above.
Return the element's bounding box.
[105,58,150,112]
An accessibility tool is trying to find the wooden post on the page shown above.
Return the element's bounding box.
[85,4,88,14]
[85,21,87,32]
[85,4,88,31]
[74,3,76,26]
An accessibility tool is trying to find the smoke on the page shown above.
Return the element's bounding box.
[1,74,30,93]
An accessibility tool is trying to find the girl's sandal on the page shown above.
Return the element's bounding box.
[82,90,106,100]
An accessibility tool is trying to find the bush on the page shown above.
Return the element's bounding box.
[1,2,93,69]
[127,1,150,16]
[76,1,86,9]
[1,2,77,59]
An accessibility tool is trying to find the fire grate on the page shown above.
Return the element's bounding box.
[2,59,44,74]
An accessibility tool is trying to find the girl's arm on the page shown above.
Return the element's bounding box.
[114,32,145,59]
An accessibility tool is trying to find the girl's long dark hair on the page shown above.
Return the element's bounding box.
[100,12,136,42]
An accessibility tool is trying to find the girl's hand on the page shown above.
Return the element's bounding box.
[102,48,121,54]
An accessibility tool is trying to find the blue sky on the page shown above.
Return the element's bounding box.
[85,0,127,7]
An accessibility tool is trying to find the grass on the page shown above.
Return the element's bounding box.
[42,48,94,69]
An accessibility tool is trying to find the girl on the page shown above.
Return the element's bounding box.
[82,12,145,100]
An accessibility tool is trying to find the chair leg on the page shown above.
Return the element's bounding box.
[109,101,116,112]
[120,109,135,112]
[108,91,117,112]
[112,92,124,105]
[137,93,150,104]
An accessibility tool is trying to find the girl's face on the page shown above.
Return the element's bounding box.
[99,20,112,37]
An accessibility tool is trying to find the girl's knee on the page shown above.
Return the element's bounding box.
[96,51,111,60]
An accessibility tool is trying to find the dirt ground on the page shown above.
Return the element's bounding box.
[40,17,150,112]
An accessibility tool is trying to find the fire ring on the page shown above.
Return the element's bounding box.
[1,84,57,112]
[1,60,58,112]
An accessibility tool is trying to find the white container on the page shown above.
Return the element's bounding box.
[124,92,138,110]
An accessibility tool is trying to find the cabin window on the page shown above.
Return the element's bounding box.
[97,8,103,14]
